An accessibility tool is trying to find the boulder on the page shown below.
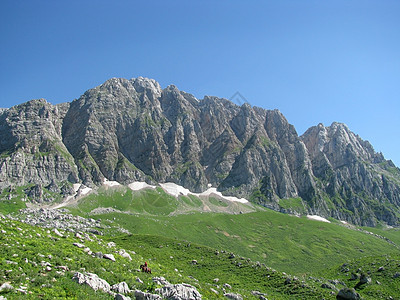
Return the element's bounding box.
[223,283,232,289]
[152,277,170,286]
[103,253,116,262]
[224,293,243,300]
[72,272,110,293]
[359,273,371,285]
[0,282,14,292]
[115,294,131,300]
[118,249,132,261]
[134,290,162,300]
[73,242,85,248]
[112,282,131,294]
[336,288,361,300]
[156,283,202,300]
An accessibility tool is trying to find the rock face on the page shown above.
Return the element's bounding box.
[1,77,400,226]
[301,123,400,226]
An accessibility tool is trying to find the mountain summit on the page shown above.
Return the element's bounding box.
[0,77,399,226]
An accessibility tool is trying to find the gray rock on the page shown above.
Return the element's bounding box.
[223,283,232,289]
[118,249,132,261]
[134,290,162,300]
[72,272,110,293]
[111,282,131,294]
[210,288,219,294]
[336,288,361,300]
[152,277,170,286]
[115,294,131,300]
[350,273,359,281]
[0,282,14,292]
[136,277,143,284]
[224,293,243,300]
[321,283,337,290]
[53,228,63,237]
[103,253,116,262]
[73,242,85,248]
[156,283,202,300]
[251,291,268,300]
[359,273,371,285]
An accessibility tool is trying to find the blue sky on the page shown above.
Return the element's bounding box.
[1,1,399,166]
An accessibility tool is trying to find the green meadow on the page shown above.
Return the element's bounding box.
[1,186,399,298]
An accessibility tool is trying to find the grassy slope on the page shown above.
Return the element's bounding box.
[0,216,337,299]
[1,184,400,299]
[68,186,257,217]
[93,211,399,276]
[318,254,400,299]
[113,234,335,299]
[68,188,400,275]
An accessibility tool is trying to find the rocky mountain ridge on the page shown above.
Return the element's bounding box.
[0,77,399,226]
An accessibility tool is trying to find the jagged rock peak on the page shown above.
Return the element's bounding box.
[301,121,380,164]
[130,76,162,97]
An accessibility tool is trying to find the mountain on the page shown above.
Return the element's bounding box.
[0,77,399,226]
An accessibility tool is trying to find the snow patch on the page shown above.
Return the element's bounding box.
[79,186,92,196]
[103,178,120,187]
[307,215,331,223]
[73,183,81,193]
[159,182,191,197]
[128,182,156,191]
[127,181,249,204]
[199,188,249,204]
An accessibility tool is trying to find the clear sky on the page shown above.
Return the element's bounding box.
[1,1,399,166]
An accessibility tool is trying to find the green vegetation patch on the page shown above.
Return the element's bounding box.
[278,197,306,213]
[91,209,400,275]
[319,254,400,299]
[72,186,179,216]
[209,197,229,207]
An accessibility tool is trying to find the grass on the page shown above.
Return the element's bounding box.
[2,185,400,298]
[278,197,306,213]
[113,234,335,299]
[0,217,141,299]
[84,208,399,275]
[68,186,257,217]
[0,214,335,299]
[317,254,400,299]
[68,186,179,216]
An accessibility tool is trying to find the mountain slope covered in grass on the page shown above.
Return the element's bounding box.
[1,210,399,299]
[66,188,399,275]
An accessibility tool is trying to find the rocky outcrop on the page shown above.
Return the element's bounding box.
[1,77,399,226]
[72,272,111,293]
[11,208,107,234]
[156,283,202,300]
[134,290,162,300]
